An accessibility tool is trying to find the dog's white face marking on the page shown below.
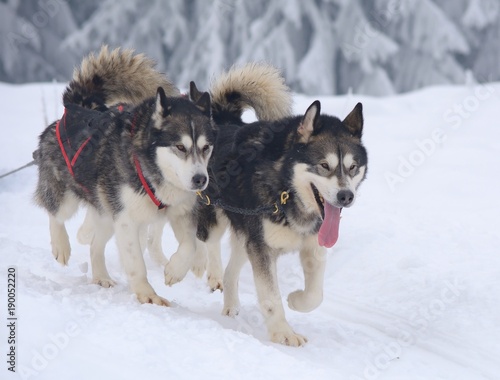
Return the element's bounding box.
[293,163,333,214]
[343,153,366,191]
[350,166,366,189]
[156,147,209,192]
[197,135,209,151]
[325,153,339,171]
[343,153,354,169]
[155,130,211,192]
[196,135,213,160]
[181,135,193,151]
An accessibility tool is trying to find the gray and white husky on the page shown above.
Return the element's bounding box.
[190,86,367,346]
[34,46,214,305]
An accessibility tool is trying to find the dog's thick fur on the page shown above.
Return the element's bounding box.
[191,82,368,345]
[148,63,293,291]
[63,45,180,109]
[34,46,214,305]
[209,63,292,122]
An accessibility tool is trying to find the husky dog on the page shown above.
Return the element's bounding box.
[191,81,368,345]
[149,63,293,290]
[34,46,214,305]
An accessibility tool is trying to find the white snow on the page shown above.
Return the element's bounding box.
[1,81,499,380]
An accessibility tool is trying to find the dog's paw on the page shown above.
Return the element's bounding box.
[52,242,71,266]
[270,330,308,347]
[163,251,191,285]
[222,305,239,317]
[164,260,189,286]
[92,277,116,288]
[137,293,170,307]
[287,290,323,313]
[190,254,207,278]
[208,275,223,292]
[76,224,94,246]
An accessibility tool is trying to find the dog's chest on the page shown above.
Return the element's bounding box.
[262,219,314,252]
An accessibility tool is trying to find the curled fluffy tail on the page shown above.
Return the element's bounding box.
[63,45,180,109]
[209,63,292,122]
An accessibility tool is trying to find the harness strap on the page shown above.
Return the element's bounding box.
[212,199,281,216]
[55,110,73,176]
[133,155,167,210]
[130,113,167,210]
[55,109,90,192]
[198,190,290,216]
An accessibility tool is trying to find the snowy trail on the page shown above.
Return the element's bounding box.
[332,296,498,379]
[1,82,500,379]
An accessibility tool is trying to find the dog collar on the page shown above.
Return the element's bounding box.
[133,155,167,210]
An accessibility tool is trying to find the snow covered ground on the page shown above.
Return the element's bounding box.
[1,81,499,380]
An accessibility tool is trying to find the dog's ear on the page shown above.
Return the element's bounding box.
[152,87,171,129]
[155,87,170,117]
[190,81,204,103]
[298,100,321,143]
[343,102,363,138]
[194,91,211,117]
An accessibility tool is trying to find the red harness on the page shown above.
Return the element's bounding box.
[129,113,167,209]
[55,108,90,193]
[55,107,167,209]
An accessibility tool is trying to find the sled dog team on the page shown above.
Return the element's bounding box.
[34,46,368,346]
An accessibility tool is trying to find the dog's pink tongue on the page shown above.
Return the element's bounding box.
[318,203,341,248]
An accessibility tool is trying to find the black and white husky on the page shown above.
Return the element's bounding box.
[34,46,214,305]
[148,63,294,290]
[182,78,368,345]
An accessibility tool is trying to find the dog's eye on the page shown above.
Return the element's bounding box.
[349,164,358,174]
[202,145,210,153]
[176,145,187,153]
[320,163,330,171]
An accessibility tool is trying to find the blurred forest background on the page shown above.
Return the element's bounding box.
[1,0,499,95]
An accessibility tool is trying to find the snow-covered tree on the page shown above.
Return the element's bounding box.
[1,0,499,95]
[63,0,191,84]
[0,0,77,83]
[370,0,470,91]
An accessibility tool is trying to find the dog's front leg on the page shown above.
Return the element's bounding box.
[147,219,169,266]
[88,210,115,287]
[77,208,96,245]
[248,243,308,346]
[222,233,248,316]
[287,241,326,312]
[204,214,228,291]
[164,216,197,286]
[114,214,170,306]
[48,193,80,266]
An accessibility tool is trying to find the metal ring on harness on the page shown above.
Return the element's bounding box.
[273,203,279,214]
[196,191,211,206]
[280,191,289,205]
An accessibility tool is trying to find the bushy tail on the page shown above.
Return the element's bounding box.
[63,45,180,109]
[209,63,292,122]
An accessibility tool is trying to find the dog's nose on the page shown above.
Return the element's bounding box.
[192,174,207,189]
[337,190,354,207]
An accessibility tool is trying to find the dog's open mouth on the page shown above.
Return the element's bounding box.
[311,184,342,248]
[311,184,325,219]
